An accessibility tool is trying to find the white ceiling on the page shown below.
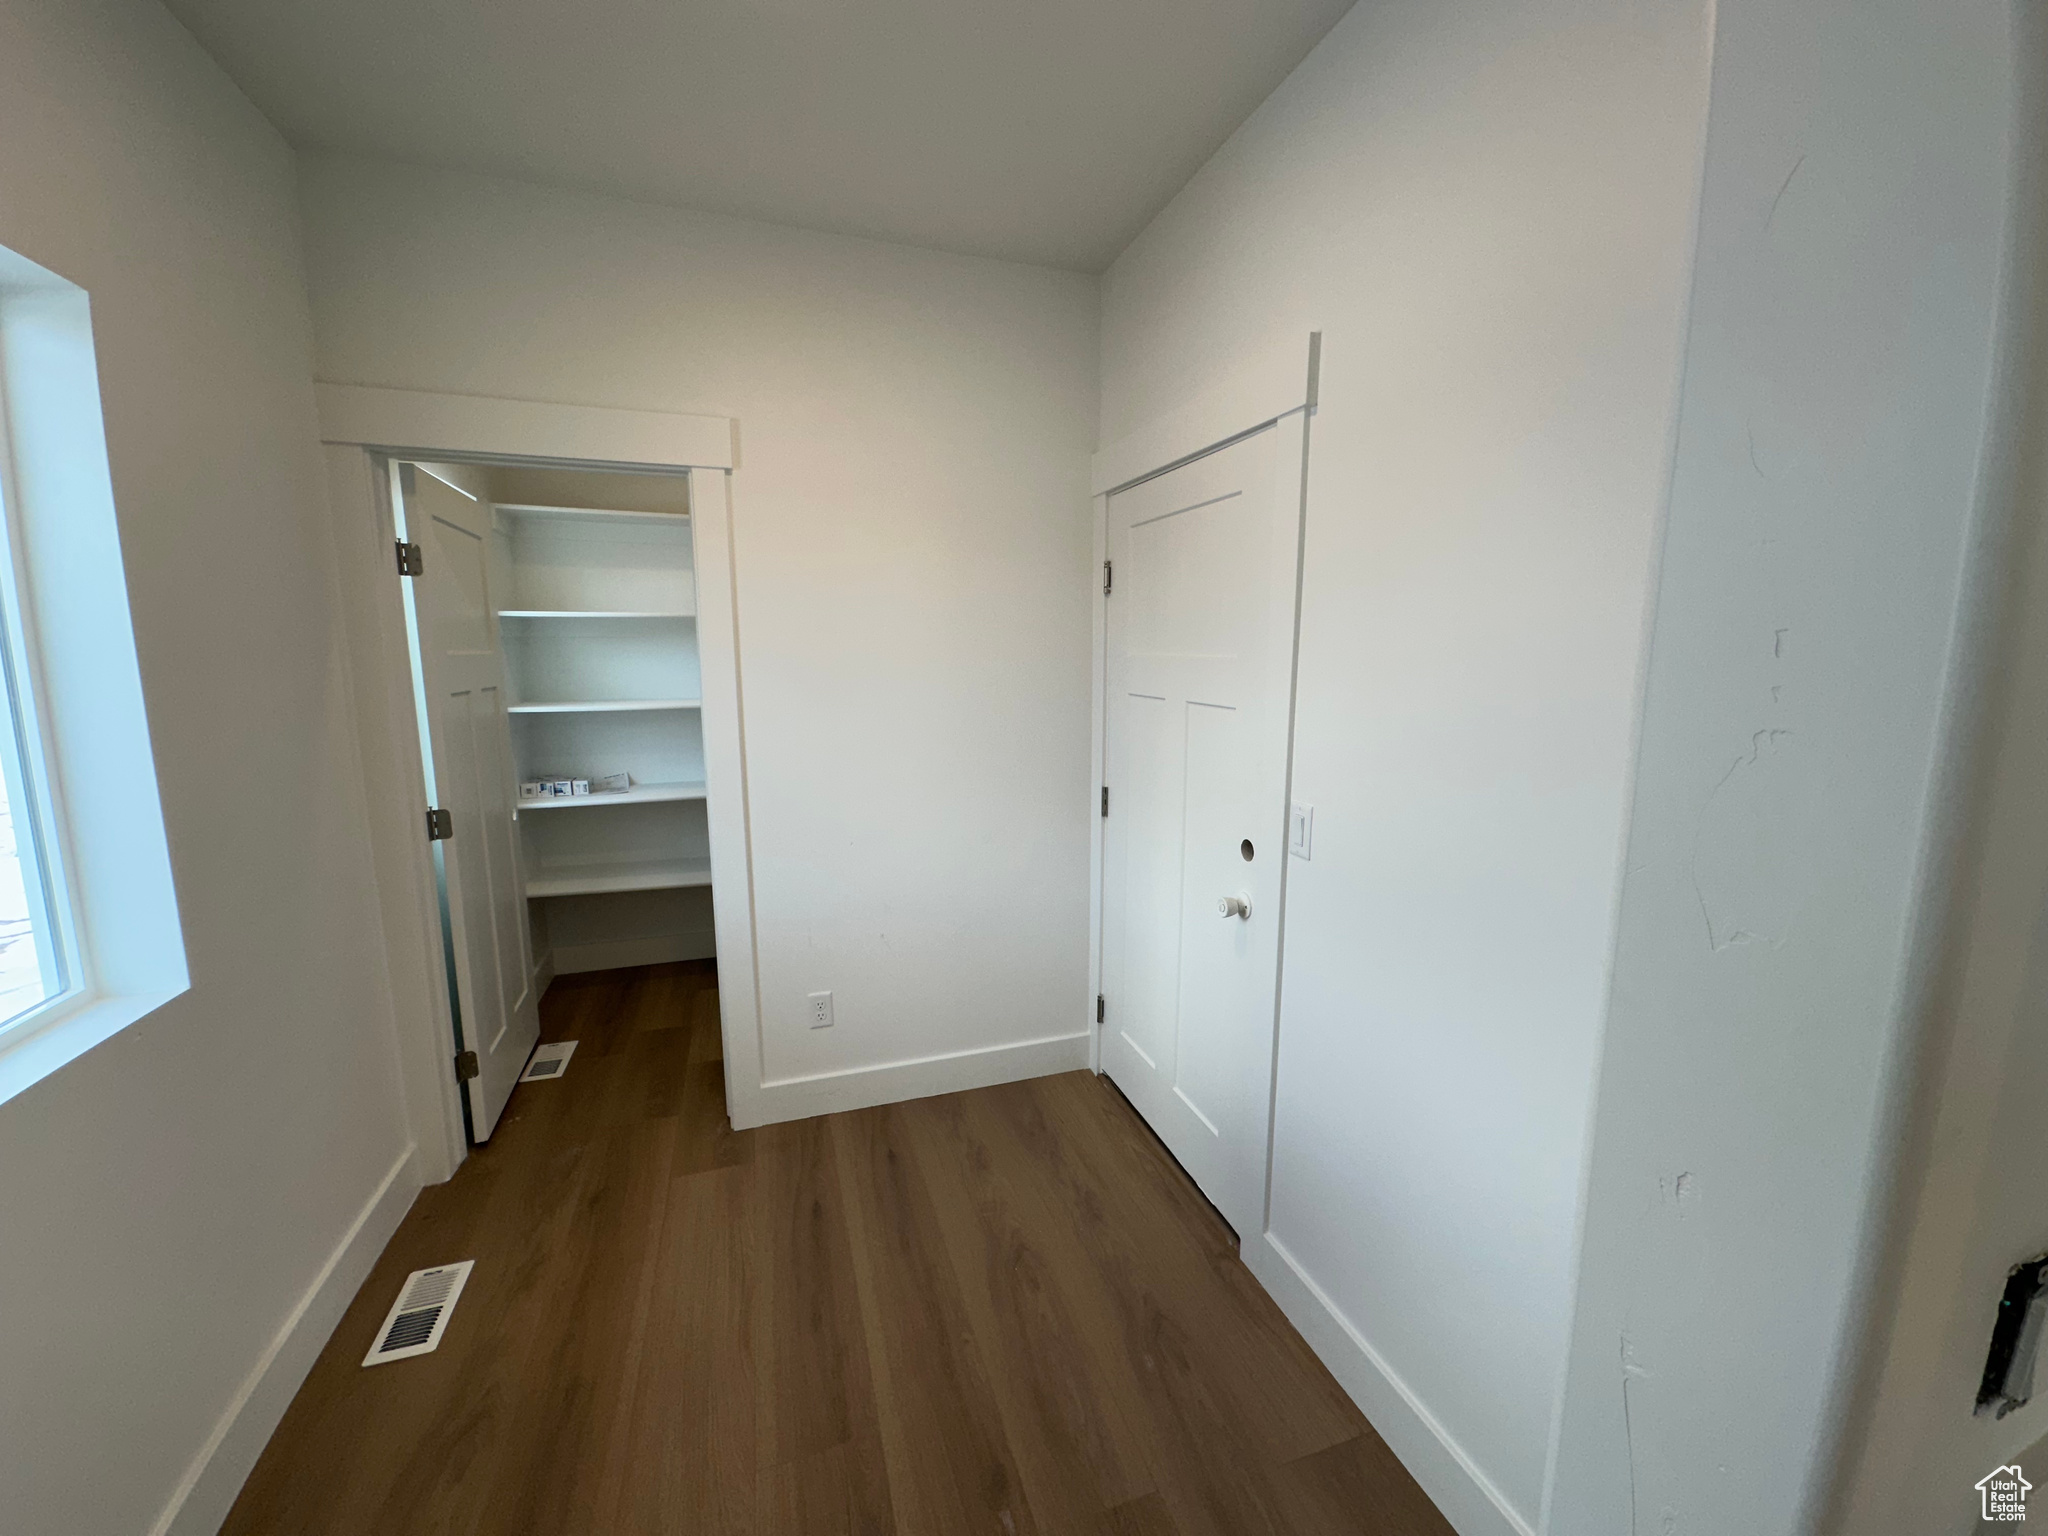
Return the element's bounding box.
[161,0,1354,272]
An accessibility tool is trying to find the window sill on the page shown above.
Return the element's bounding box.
[0,987,184,1108]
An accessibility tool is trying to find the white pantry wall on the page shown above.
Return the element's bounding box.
[0,3,414,1535]
[298,155,1100,1115]
[1098,1,1715,1527]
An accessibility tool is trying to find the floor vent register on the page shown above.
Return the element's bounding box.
[362,1261,475,1367]
[520,1040,578,1082]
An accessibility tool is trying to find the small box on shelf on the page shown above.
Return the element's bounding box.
[521,777,592,799]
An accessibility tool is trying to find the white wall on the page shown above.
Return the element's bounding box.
[0,3,415,1534]
[1547,2,2019,1534]
[1824,13,2048,1530]
[1098,2,1715,1529]
[299,155,1100,1115]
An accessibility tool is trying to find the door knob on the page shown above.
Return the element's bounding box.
[1219,893,1252,920]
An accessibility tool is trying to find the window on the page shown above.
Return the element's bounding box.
[0,460,69,1028]
[0,242,186,1100]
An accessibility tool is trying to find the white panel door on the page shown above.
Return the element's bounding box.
[1100,419,1304,1239]
[404,467,539,1140]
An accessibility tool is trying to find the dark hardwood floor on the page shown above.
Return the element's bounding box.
[222,961,1454,1535]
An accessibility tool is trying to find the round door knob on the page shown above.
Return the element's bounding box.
[1219,893,1252,920]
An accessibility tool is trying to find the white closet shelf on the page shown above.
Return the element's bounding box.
[497,609,695,620]
[518,780,707,811]
[507,699,702,714]
[494,503,691,526]
[526,857,713,898]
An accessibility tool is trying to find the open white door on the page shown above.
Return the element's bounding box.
[401,465,539,1141]
[1100,417,1306,1239]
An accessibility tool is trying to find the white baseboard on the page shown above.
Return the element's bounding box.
[735,1030,1091,1129]
[151,1145,421,1536]
[552,930,716,976]
[1244,1233,1534,1536]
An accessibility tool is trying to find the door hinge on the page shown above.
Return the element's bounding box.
[396,539,424,577]
[426,807,453,841]
[1101,785,1109,818]
[1103,559,1113,596]
[454,1050,480,1081]
[1096,993,1105,1024]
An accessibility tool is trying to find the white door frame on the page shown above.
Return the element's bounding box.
[317,384,764,1182]
[1087,330,1320,1092]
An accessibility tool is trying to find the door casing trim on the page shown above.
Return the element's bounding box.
[318,385,761,1182]
[1088,330,1319,1164]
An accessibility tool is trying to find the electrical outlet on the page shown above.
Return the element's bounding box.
[1290,802,1314,860]
[807,990,834,1029]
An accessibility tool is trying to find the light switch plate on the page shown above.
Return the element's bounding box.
[1290,802,1314,860]
[808,990,834,1029]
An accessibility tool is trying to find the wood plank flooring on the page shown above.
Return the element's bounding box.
[222,961,1454,1536]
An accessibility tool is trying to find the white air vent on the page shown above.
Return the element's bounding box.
[521,1040,578,1082]
[362,1261,474,1367]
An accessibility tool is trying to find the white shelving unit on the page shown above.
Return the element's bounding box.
[525,857,714,899]
[493,499,713,937]
[495,502,691,527]
[518,780,707,811]
[499,609,691,620]
[507,699,701,714]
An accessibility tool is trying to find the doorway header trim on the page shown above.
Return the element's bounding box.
[316,383,735,471]
[1090,330,1319,498]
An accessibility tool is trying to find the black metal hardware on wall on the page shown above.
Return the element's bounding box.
[1977,1252,2048,1417]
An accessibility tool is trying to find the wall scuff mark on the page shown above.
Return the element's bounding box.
[1690,729,1798,951]
[1765,152,1806,230]
[1623,1332,1652,1536]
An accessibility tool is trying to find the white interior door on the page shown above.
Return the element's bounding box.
[402,465,539,1141]
[1100,418,1305,1239]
